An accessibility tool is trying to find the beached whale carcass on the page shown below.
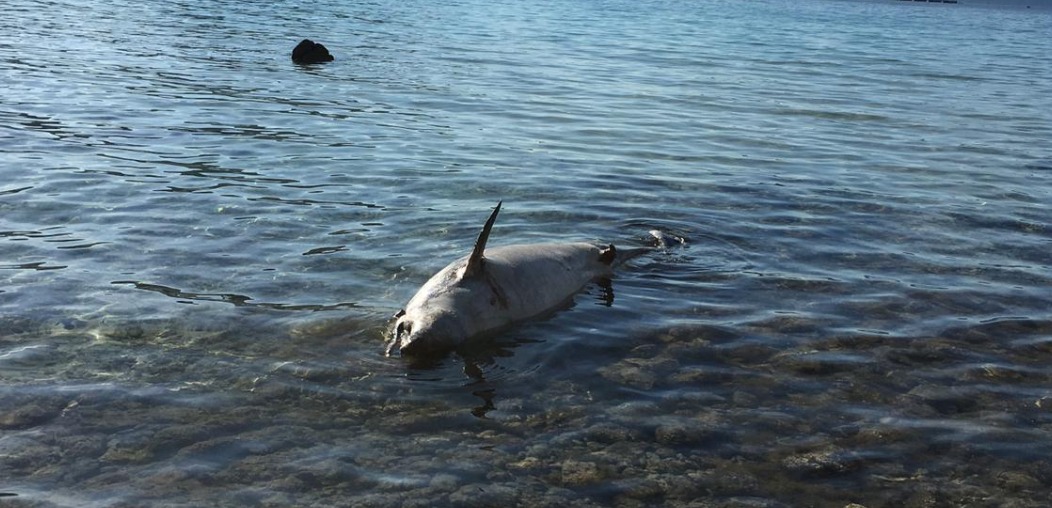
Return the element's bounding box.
[386,202,648,357]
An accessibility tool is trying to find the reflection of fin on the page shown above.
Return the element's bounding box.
[471,388,496,418]
[597,278,615,307]
[465,201,502,278]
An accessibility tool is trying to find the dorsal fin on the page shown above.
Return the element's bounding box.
[464,201,501,278]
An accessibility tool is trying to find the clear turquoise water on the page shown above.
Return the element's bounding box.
[2,0,1051,505]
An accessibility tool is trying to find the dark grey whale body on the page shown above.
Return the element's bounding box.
[386,202,647,357]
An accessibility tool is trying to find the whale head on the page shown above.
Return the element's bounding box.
[387,202,504,357]
[386,307,467,357]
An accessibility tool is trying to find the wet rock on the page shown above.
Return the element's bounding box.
[521,487,599,508]
[598,357,678,389]
[647,472,708,500]
[177,436,271,465]
[599,362,657,389]
[748,408,803,438]
[0,436,52,472]
[353,492,414,508]
[885,339,964,366]
[0,316,37,335]
[611,476,666,502]
[996,470,1042,491]
[905,384,979,415]
[773,349,872,376]
[668,365,737,385]
[448,483,519,507]
[508,456,544,471]
[583,422,641,444]
[970,362,1048,383]
[485,469,515,483]
[56,434,108,467]
[732,390,758,407]
[101,433,157,464]
[102,324,148,343]
[654,419,721,446]
[400,495,437,508]
[0,402,59,429]
[901,486,945,508]
[720,343,779,365]
[746,314,821,335]
[629,343,660,358]
[292,39,334,64]
[661,389,727,407]
[523,406,587,429]
[656,323,736,344]
[701,469,762,497]
[712,498,789,508]
[782,449,864,477]
[100,443,154,464]
[830,423,861,438]
[614,468,761,504]
[558,459,604,486]
[608,400,660,418]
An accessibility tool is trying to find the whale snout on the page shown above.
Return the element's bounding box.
[386,312,466,357]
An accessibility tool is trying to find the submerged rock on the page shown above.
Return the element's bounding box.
[558,460,605,486]
[292,39,334,64]
[781,449,865,477]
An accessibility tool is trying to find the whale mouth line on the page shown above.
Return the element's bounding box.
[384,319,410,357]
[383,335,401,357]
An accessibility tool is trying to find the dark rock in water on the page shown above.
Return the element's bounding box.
[292,39,334,64]
[782,449,865,477]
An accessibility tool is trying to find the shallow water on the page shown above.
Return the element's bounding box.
[2,0,1051,506]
